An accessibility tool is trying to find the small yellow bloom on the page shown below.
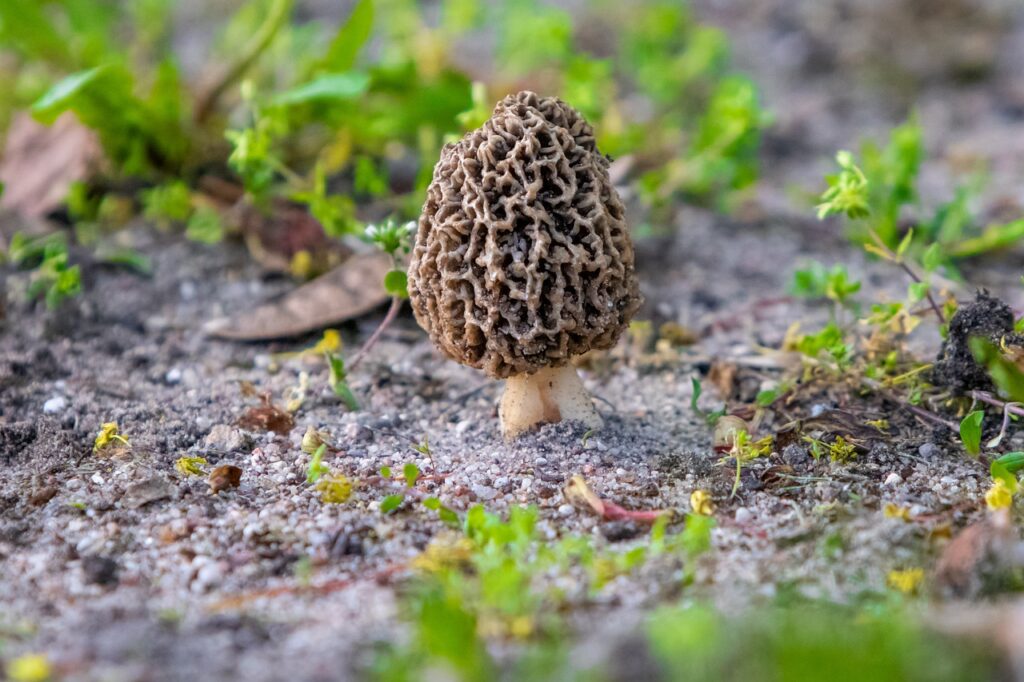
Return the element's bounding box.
[888,568,924,595]
[883,503,910,521]
[690,490,715,516]
[315,473,352,504]
[93,422,129,453]
[7,654,51,682]
[175,456,208,477]
[411,534,473,574]
[985,479,1014,510]
[312,330,342,355]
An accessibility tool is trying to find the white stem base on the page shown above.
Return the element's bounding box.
[499,365,603,440]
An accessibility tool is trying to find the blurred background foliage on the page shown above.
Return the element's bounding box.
[0,0,767,278]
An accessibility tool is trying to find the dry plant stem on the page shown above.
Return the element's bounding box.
[193,0,293,123]
[862,377,959,431]
[898,260,946,324]
[348,296,404,373]
[499,365,602,440]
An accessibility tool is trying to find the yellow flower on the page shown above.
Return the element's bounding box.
[690,490,715,516]
[175,457,208,477]
[93,422,129,453]
[883,503,910,521]
[312,329,342,355]
[315,473,352,504]
[985,479,1014,510]
[887,568,924,595]
[411,534,473,574]
[7,654,51,682]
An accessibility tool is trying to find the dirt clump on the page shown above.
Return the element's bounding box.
[932,291,1024,395]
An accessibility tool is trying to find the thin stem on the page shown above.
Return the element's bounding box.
[193,0,294,123]
[348,296,404,373]
[861,377,959,431]
[971,390,1024,419]
[898,260,946,324]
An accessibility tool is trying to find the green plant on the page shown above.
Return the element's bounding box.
[8,233,81,308]
[959,410,984,457]
[818,117,1024,263]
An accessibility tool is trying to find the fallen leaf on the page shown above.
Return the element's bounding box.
[0,112,103,217]
[209,465,242,494]
[562,475,670,524]
[204,252,392,340]
[933,509,1017,598]
[708,361,738,399]
[237,395,295,434]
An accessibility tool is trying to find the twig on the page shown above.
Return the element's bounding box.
[193,0,294,124]
[862,377,959,431]
[898,260,946,324]
[971,390,1024,448]
[348,296,404,373]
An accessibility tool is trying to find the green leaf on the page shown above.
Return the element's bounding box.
[422,497,441,510]
[270,72,370,106]
[31,66,110,123]
[922,242,943,272]
[947,219,1024,259]
[896,229,914,258]
[306,443,328,483]
[755,389,779,407]
[321,0,374,71]
[185,207,225,244]
[380,466,392,478]
[970,338,1024,402]
[690,377,703,414]
[908,282,929,303]
[991,452,1024,491]
[383,269,408,298]
[404,462,420,488]
[380,494,404,513]
[959,410,984,457]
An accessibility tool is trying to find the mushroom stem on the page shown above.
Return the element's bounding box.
[499,365,602,440]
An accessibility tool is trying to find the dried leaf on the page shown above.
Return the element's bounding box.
[562,475,670,524]
[237,396,295,434]
[0,112,103,217]
[708,361,738,399]
[204,252,392,340]
[209,465,242,494]
[933,509,1016,598]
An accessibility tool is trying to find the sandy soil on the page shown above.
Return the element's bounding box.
[2,1,1024,680]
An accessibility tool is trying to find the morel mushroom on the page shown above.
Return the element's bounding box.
[408,91,641,439]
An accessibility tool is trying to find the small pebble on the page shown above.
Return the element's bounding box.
[883,472,902,487]
[557,504,575,517]
[43,396,67,414]
[165,368,182,385]
[734,507,753,524]
[919,443,939,458]
[471,484,498,501]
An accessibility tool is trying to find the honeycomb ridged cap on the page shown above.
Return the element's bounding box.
[408,91,642,379]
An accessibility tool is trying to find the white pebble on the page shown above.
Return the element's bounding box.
[43,396,67,414]
[734,507,753,524]
[883,472,902,487]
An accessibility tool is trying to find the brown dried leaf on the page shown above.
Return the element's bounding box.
[205,252,392,340]
[209,465,242,494]
[237,397,295,435]
[0,113,103,217]
[933,509,1016,598]
[708,361,738,399]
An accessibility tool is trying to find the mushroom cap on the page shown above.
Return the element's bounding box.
[408,91,642,379]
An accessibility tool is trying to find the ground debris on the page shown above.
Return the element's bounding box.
[208,465,242,494]
[204,252,392,340]
[933,291,1024,395]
